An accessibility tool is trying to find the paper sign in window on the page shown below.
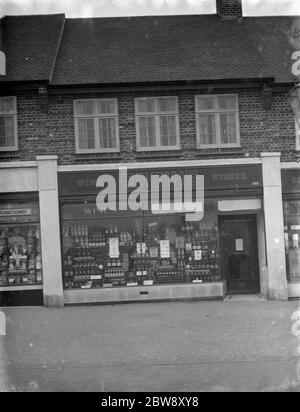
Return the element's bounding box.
[194,250,202,261]
[109,238,120,258]
[160,240,170,258]
[235,239,244,251]
[141,242,146,255]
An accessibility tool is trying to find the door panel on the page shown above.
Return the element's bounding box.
[219,215,260,294]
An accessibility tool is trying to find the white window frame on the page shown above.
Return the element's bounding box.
[195,94,240,149]
[0,96,18,152]
[135,96,180,151]
[74,98,119,154]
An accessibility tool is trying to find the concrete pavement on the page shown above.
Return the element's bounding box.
[0,299,300,392]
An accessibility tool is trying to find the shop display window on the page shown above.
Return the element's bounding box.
[62,203,221,290]
[284,200,300,282]
[0,224,43,287]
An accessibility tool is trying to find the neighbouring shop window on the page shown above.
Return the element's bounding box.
[0,204,43,287]
[74,98,119,153]
[296,121,300,151]
[195,94,240,149]
[135,96,180,151]
[0,96,18,151]
[283,200,300,282]
[61,204,220,290]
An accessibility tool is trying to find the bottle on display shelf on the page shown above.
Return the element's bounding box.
[36,253,42,270]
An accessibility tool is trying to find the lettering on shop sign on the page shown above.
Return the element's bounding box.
[0,208,31,217]
[0,207,38,224]
[59,165,262,196]
[77,178,97,188]
[212,172,247,182]
[83,207,98,215]
[59,165,262,221]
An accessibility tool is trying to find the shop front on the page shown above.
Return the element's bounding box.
[0,194,43,306]
[282,168,300,298]
[0,156,63,308]
[59,163,264,304]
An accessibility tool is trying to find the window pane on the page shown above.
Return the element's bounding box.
[198,114,216,145]
[99,118,116,149]
[139,116,156,147]
[160,115,177,146]
[137,99,155,113]
[98,100,115,115]
[75,101,94,116]
[0,97,14,114]
[283,200,300,282]
[218,95,237,111]
[157,98,177,113]
[220,113,237,144]
[78,118,95,149]
[0,116,6,146]
[197,97,215,111]
[0,116,14,147]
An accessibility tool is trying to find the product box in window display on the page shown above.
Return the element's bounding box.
[0,227,43,287]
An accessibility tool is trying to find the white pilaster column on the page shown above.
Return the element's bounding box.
[37,156,64,307]
[261,153,288,300]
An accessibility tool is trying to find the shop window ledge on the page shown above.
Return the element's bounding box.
[63,282,226,305]
[0,285,43,292]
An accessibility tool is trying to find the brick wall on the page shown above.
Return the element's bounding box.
[0,86,297,164]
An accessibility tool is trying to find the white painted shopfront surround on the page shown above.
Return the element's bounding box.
[0,153,295,307]
[0,157,63,307]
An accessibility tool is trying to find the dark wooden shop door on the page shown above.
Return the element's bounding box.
[219,215,260,294]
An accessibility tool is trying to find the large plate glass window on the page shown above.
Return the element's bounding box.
[74,98,119,153]
[135,97,180,151]
[0,203,43,288]
[195,94,240,149]
[0,96,18,151]
[61,202,220,290]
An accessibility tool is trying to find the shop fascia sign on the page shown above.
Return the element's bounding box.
[0,208,31,217]
[95,167,204,222]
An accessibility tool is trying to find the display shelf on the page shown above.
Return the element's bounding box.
[62,220,221,291]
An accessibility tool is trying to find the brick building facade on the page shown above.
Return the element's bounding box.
[0,87,298,164]
[1,0,300,306]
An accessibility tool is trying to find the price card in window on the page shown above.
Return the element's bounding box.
[109,238,120,258]
[141,242,146,255]
[136,243,141,254]
[160,240,170,258]
[185,243,192,251]
[194,250,202,261]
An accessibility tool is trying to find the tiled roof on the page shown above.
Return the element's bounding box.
[0,13,299,86]
[0,14,65,83]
